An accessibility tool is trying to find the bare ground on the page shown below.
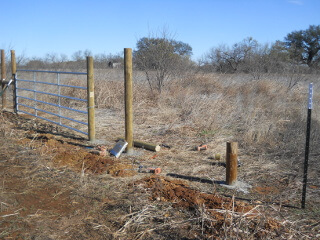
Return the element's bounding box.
[0,107,319,240]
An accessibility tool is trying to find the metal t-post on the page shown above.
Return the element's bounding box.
[11,50,17,113]
[301,83,313,209]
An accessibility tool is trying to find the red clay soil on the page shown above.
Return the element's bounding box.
[136,175,284,238]
[19,133,139,177]
[138,175,251,212]
[20,133,115,174]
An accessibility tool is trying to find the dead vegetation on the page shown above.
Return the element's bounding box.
[0,72,320,239]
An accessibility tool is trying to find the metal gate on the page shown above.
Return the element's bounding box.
[13,57,95,141]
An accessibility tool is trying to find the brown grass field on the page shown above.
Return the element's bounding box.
[0,71,320,239]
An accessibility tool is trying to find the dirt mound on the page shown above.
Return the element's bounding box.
[139,175,251,212]
[18,133,142,177]
[20,133,115,174]
[136,175,285,238]
[53,150,114,174]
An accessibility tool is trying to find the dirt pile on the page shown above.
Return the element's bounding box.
[19,133,140,177]
[20,133,115,174]
[138,175,251,212]
[136,175,285,238]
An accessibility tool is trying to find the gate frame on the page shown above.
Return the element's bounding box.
[9,51,95,141]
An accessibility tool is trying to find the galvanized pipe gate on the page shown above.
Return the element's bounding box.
[2,51,95,141]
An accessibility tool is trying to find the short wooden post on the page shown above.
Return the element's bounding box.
[226,142,238,185]
[86,56,95,142]
[124,48,133,153]
[1,49,6,109]
[11,50,17,113]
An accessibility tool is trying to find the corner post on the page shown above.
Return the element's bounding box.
[87,56,95,142]
[124,48,133,153]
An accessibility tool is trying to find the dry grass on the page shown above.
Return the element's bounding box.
[95,71,318,154]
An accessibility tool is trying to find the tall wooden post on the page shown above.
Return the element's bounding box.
[1,49,6,109]
[226,142,238,185]
[124,48,133,153]
[87,56,95,142]
[11,50,17,113]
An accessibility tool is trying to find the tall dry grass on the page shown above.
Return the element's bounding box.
[89,71,320,157]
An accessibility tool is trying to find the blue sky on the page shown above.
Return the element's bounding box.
[1,0,319,61]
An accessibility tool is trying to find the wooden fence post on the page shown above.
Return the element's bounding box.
[124,48,133,153]
[87,56,95,142]
[1,49,6,109]
[11,50,17,113]
[226,142,238,185]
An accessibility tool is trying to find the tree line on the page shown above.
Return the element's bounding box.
[201,25,320,74]
[2,25,319,92]
[133,25,320,92]
[21,50,123,70]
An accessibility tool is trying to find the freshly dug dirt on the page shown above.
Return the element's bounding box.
[20,133,115,174]
[139,175,248,210]
[135,175,285,239]
[25,133,138,177]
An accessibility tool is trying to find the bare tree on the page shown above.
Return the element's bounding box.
[203,37,272,78]
[72,50,84,62]
[134,30,193,94]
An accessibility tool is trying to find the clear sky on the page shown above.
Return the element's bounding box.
[1,0,319,61]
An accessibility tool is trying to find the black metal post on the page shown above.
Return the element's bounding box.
[301,83,313,209]
[11,50,17,113]
[13,73,17,113]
